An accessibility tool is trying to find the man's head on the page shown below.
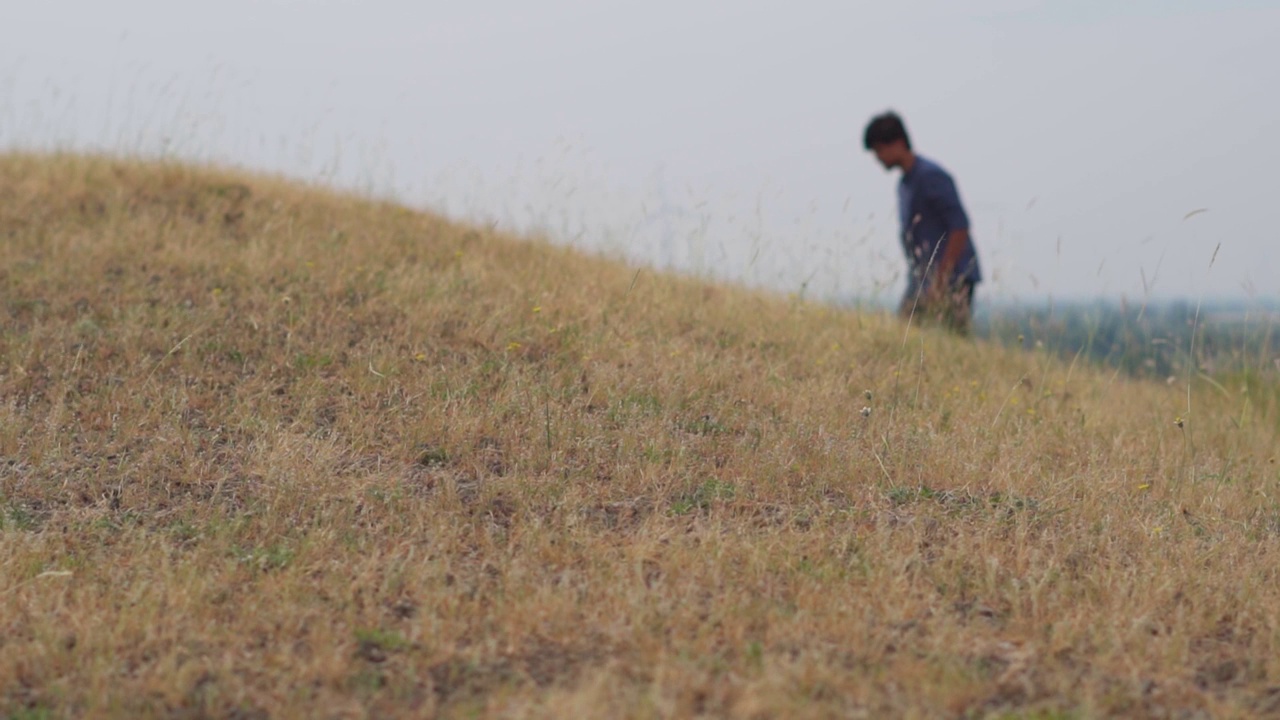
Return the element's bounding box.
[864,111,913,170]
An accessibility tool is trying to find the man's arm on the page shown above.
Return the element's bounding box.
[921,172,971,295]
[936,228,969,288]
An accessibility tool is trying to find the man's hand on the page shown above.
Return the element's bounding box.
[921,278,949,310]
[918,275,972,334]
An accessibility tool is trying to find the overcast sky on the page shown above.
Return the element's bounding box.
[4,1,1277,304]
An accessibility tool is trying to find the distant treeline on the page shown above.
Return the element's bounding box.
[977,299,1280,380]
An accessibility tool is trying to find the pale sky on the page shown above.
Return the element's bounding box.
[4,1,1277,304]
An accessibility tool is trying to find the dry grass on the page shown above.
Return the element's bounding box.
[2,152,1279,719]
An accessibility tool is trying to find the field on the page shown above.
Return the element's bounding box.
[3,153,1280,718]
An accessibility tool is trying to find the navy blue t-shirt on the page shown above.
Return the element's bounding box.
[898,155,981,295]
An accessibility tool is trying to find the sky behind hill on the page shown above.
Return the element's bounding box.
[4,1,1277,304]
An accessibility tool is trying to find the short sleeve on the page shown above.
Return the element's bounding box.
[921,171,969,232]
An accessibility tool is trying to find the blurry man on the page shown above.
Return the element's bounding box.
[864,111,981,334]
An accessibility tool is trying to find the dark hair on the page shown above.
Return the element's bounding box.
[863,112,911,151]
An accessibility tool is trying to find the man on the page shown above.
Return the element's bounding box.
[864,111,981,334]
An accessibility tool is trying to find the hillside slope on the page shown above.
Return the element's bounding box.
[2,153,1279,718]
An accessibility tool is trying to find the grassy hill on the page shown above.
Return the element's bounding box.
[2,153,1279,718]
